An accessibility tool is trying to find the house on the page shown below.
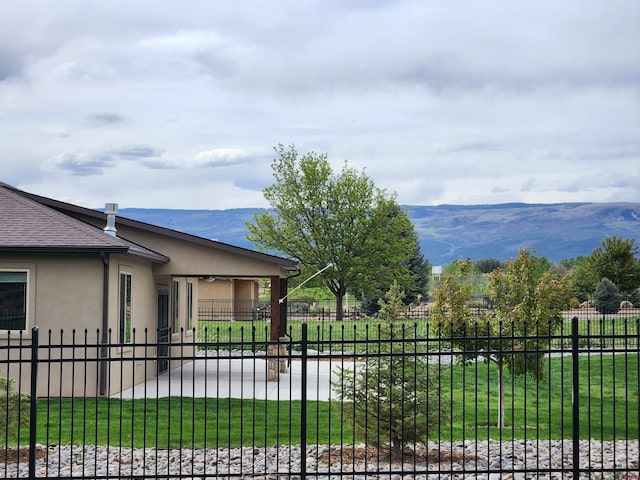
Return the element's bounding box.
[0,182,298,396]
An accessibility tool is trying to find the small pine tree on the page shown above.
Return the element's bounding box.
[334,281,447,459]
[593,278,621,314]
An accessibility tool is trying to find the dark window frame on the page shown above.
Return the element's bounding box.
[119,272,133,344]
[0,271,28,331]
[171,279,180,334]
[186,281,194,331]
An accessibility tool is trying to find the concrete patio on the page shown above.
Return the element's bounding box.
[117,356,354,401]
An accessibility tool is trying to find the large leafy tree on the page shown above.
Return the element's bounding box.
[569,256,594,302]
[475,258,502,274]
[247,144,417,320]
[432,250,571,428]
[587,236,640,296]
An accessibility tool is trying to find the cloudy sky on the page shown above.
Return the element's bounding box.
[1,1,638,210]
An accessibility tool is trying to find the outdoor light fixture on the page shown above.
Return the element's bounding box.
[203,276,216,283]
[279,263,333,303]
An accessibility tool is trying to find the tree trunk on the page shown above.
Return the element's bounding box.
[335,290,344,321]
[497,356,505,429]
[328,279,347,321]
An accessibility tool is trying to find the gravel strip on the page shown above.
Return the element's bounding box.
[1,440,638,479]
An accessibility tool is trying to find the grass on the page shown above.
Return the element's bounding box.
[197,316,639,353]
[6,353,637,448]
[559,315,639,349]
[198,319,433,348]
[27,398,347,449]
[441,353,639,442]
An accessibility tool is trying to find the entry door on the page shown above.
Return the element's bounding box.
[157,290,169,374]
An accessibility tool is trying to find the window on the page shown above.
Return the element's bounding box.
[119,273,132,343]
[0,271,27,330]
[186,281,194,331]
[171,279,180,333]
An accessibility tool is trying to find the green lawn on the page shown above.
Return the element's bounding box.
[198,319,433,349]
[560,315,639,349]
[31,398,345,449]
[441,352,638,442]
[7,353,636,448]
[198,316,639,350]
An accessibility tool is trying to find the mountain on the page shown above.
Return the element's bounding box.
[118,202,640,266]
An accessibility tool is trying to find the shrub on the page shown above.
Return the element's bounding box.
[623,288,640,307]
[593,278,621,314]
[359,294,382,316]
[569,297,581,309]
[0,377,30,438]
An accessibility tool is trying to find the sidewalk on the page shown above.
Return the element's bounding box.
[117,357,354,401]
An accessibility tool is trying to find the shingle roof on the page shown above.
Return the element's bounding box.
[5,183,298,270]
[0,183,168,262]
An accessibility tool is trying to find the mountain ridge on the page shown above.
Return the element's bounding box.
[117,202,640,266]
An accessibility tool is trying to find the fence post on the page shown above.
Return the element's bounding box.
[571,316,580,479]
[29,326,39,478]
[300,323,308,480]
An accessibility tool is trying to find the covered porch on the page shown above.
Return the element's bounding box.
[195,275,291,341]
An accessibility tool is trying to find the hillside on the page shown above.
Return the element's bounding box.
[118,203,640,266]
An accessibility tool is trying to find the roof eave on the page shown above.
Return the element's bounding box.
[124,249,171,264]
[6,184,298,270]
[0,246,130,254]
[103,217,300,269]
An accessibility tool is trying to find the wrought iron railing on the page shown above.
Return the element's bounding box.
[0,314,638,478]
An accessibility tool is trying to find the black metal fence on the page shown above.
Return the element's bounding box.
[197,297,494,323]
[198,299,365,323]
[198,299,636,325]
[1,314,639,478]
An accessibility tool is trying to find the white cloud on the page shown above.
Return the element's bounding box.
[193,148,257,166]
[0,0,638,209]
[138,30,227,53]
[45,151,115,176]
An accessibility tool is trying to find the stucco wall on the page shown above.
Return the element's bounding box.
[109,254,158,339]
[198,277,234,299]
[197,278,262,321]
[0,252,163,397]
[111,223,291,278]
[234,279,258,301]
[103,254,162,397]
[1,253,103,335]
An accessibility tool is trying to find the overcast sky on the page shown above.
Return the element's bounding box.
[1,1,639,210]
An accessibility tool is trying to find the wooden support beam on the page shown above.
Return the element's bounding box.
[269,276,289,340]
[279,277,288,337]
[270,276,280,341]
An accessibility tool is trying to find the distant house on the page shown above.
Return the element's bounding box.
[0,183,298,396]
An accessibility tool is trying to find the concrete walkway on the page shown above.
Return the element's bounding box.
[117,357,354,401]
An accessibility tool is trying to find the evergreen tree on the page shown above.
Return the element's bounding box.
[593,278,621,314]
[334,282,446,458]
